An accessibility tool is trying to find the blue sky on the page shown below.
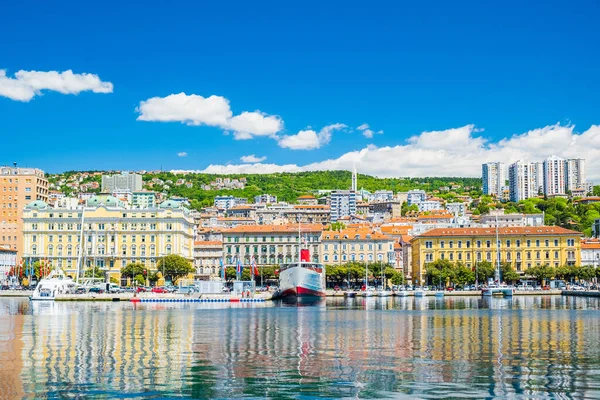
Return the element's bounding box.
[2,1,600,178]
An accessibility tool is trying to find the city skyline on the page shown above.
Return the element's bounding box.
[2,2,600,178]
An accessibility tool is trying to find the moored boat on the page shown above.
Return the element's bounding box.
[278,261,326,298]
[30,269,76,301]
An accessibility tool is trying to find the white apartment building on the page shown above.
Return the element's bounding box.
[367,190,394,203]
[416,200,443,212]
[446,202,466,217]
[407,190,427,205]
[101,172,143,192]
[482,162,506,196]
[254,194,277,204]
[543,155,566,196]
[330,191,357,221]
[509,161,541,202]
[565,158,586,192]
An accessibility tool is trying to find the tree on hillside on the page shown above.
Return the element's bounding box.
[157,255,195,284]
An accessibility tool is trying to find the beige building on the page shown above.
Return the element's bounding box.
[194,240,223,278]
[321,228,395,265]
[222,224,323,266]
[0,166,48,260]
[21,196,194,282]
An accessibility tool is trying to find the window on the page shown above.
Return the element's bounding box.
[536,251,540,260]
[166,245,172,254]
[449,253,454,261]
[567,239,575,246]
[449,241,454,249]
[516,240,521,247]
[506,252,511,261]
[506,240,510,248]
[458,241,462,248]
[32,245,37,255]
[477,240,481,248]
[122,245,127,256]
[466,241,471,248]
[554,239,559,246]
[486,241,491,248]
[536,240,540,247]
[554,251,559,259]
[545,240,549,247]
[527,240,531,247]
[425,241,433,249]
[440,241,445,249]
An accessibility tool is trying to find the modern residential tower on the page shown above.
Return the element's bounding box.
[482,162,506,196]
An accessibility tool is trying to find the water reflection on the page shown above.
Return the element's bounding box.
[0,296,599,398]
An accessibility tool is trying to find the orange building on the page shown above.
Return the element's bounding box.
[0,166,48,260]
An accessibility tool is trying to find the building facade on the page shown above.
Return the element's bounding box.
[509,161,541,202]
[580,239,600,268]
[193,241,223,278]
[21,196,195,282]
[411,226,581,286]
[321,228,395,265]
[0,166,49,259]
[543,155,566,196]
[0,247,17,284]
[330,191,357,221]
[101,172,143,192]
[254,194,277,204]
[565,158,586,192]
[406,189,427,205]
[132,191,157,208]
[222,224,323,266]
[482,162,506,196]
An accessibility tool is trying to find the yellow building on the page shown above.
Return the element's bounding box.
[322,228,395,265]
[21,195,194,282]
[411,226,582,286]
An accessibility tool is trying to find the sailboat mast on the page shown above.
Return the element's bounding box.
[75,207,85,283]
[495,215,501,283]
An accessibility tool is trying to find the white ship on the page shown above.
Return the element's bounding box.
[30,269,76,301]
[278,261,326,298]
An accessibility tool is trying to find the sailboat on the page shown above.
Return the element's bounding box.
[377,261,391,297]
[362,261,373,297]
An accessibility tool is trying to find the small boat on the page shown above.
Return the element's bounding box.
[435,291,445,298]
[377,289,392,297]
[30,269,76,301]
[344,290,357,298]
[395,290,409,297]
[414,288,426,298]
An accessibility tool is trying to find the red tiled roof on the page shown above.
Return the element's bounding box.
[194,241,223,246]
[322,228,391,241]
[223,224,324,234]
[413,226,582,239]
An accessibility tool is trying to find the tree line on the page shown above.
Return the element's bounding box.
[425,259,600,287]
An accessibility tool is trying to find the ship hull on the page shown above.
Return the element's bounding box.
[279,264,325,298]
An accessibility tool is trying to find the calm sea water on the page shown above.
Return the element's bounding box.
[1,296,599,399]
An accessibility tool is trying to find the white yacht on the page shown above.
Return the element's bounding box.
[30,269,76,301]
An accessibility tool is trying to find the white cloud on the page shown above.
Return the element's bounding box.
[177,152,188,157]
[0,69,113,102]
[137,93,356,149]
[278,123,346,150]
[194,123,600,180]
[357,123,383,138]
[227,111,283,140]
[137,93,232,126]
[240,154,267,163]
[136,92,283,141]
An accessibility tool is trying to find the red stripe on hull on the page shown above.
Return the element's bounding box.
[280,286,325,298]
